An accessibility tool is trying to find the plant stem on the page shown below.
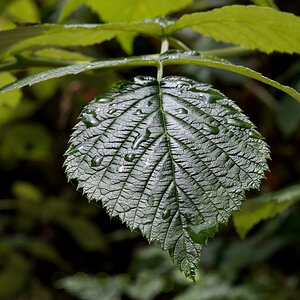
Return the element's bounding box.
[199,46,253,58]
[157,38,169,82]
[168,37,191,51]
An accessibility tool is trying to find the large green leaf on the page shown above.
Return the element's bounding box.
[59,0,192,53]
[0,21,163,57]
[64,76,269,278]
[165,5,300,54]
[233,184,300,238]
[2,52,300,104]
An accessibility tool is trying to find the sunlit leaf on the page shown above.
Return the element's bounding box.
[166,5,300,54]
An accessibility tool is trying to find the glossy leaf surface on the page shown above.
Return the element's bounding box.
[166,5,300,54]
[64,76,269,278]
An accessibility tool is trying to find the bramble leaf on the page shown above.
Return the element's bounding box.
[64,76,269,278]
[165,5,300,54]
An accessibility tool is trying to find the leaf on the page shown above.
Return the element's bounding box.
[0,56,159,93]
[84,0,192,53]
[250,0,278,9]
[57,273,129,300]
[0,21,163,57]
[64,76,269,278]
[165,5,300,54]
[160,51,300,103]
[233,184,300,238]
[0,72,22,124]
[2,51,300,105]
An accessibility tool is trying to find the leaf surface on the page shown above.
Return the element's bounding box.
[64,76,269,278]
[233,184,300,238]
[0,22,163,57]
[166,5,300,54]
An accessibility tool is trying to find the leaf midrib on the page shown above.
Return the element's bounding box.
[158,81,191,256]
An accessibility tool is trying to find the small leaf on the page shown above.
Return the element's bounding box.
[233,184,300,238]
[64,76,269,278]
[166,5,300,54]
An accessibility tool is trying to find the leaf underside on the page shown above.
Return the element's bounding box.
[64,76,269,278]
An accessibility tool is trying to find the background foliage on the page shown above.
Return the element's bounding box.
[0,0,300,299]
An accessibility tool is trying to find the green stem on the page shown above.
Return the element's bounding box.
[199,46,254,58]
[157,38,169,82]
[168,37,191,51]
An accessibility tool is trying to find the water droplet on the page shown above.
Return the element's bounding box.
[175,108,188,114]
[81,112,100,127]
[222,104,239,114]
[227,118,252,129]
[249,130,263,139]
[66,143,83,155]
[187,50,200,56]
[147,195,155,205]
[108,108,118,114]
[132,128,151,150]
[147,100,153,107]
[162,209,171,220]
[96,97,113,103]
[91,155,102,167]
[202,124,220,135]
[204,94,221,104]
[124,153,135,162]
[118,165,125,172]
[134,109,143,116]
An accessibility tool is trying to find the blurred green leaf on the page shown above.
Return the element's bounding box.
[250,0,278,9]
[56,217,108,252]
[0,122,52,167]
[57,273,129,300]
[277,97,300,137]
[0,72,22,124]
[84,0,192,53]
[233,184,300,238]
[12,181,43,202]
[0,254,30,299]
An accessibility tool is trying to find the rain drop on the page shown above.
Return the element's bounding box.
[124,153,135,162]
[66,143,83,155]
[222,104,239,114]
[162,209,171,220]
[249,130,263,139]
[202,124,220,135]
[81,112,100,127]
[134,109,143,116]
[175,108,188,114]
[108,108,118,114]
[147,195,155,205]
[132,128,151,150]
[96,97,113,103]
[91,155,102,167]
[147,100,153,107]
[227,118,252,129]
